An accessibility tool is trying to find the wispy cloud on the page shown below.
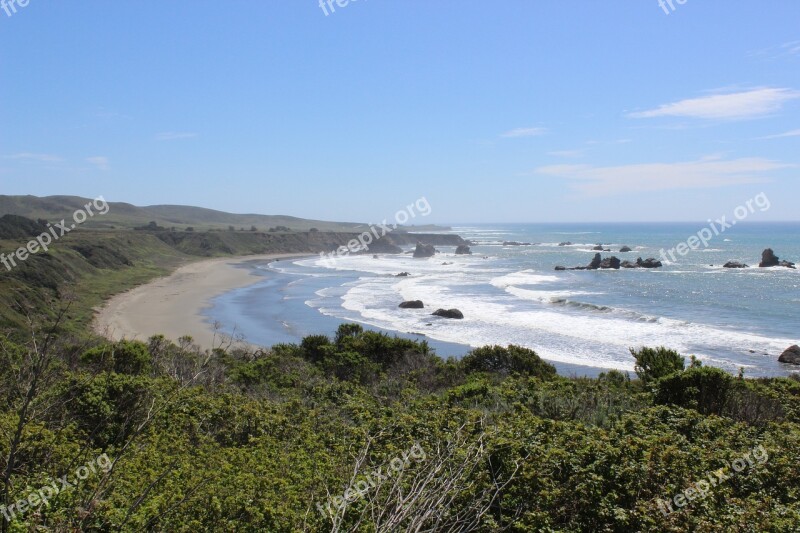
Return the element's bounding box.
[155,131,198,141]
[536,155,791,196]
[784,40,800,55]
[628,88,800,120]
[3,152,63,163]
[758,129,800,140]
[86,156,110,171]
[501,127,547,138]
[748,41,800,60]
[548,150,584,158]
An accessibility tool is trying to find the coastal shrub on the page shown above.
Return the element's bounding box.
[510,377,646,426]
[54,372,158,447]
[81,340,153,375]
[298,331,388,382]
[461,345,557,379]
[299,334,333,364]
[229,352,319,394]
[332,324,431,369]
[334,322,363,345]
[446,378,492,405]
[598,369,632,388]
[631,346,685,384]
[0,335,26,405]
[722,380,786,426]
[321,349,378,382]
[654,366,733,415]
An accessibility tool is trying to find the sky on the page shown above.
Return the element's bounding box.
[1,1,798,224]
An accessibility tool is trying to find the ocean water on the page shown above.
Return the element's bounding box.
[206,223,800,377]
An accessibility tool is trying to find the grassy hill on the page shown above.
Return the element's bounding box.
[0,195,449,232]
[0,213,464,336]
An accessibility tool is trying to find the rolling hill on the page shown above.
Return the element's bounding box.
[0,195,449,232]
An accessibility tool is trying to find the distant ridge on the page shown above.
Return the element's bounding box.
[0,195,449,233]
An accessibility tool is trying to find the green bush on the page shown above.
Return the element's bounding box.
[631,346,685,384]
[81,340,153,375]
[461,345,557,379]
[654,366,733,415]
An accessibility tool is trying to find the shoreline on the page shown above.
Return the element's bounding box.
[92,253,310,349]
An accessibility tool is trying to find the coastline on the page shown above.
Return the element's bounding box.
[92,253,309,349]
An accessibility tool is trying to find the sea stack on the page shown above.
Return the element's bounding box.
[413,243,436,258]
[759,249,796,269]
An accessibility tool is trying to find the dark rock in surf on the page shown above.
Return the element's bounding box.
[759,248,796,269]
[413,243,436,258]
[779,345,800,365]
[636,257,663,269]
[599,256,621,269]
[723,261,748,269]
[759,249,780,267]
[432,308,464,319]
[455,245,472,255]
[399,300,424,309]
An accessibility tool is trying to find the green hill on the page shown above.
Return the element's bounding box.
[0,195,449,233]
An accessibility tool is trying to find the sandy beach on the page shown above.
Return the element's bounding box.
[93,254,306,349]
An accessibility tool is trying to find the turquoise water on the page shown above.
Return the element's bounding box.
[207,222,800,377]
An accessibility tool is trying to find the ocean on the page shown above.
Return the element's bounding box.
[206,222,800,377]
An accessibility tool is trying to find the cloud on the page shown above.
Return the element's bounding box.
[627,88,800,120]
[784,40,800,55]
[536,156,791,196]
[3,152,63,162]
[759,129,800,139]
[155,131,198,141]
[548,150,584,158]
[86,156,110,171]
[749,41,800,60]
[501,127,547,138]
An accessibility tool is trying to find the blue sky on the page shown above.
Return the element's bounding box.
[1,1,798,223]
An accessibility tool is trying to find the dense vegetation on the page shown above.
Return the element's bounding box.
[1,216,798,531]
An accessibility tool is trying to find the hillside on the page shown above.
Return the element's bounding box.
[0,214,464,334]
[0,195,450,233]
